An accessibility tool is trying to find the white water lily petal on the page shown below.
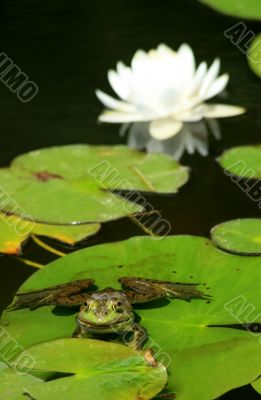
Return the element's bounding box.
[206,118,221,139]
[179,112,204,122]
[202,104,246,119]
[116,62,133,97]
[190,61,207,95]
[184,131,196,154]
[98,110,148,123]
[149,118,183,140]
[204,74,229,101]
[157,43,176,59]
[178,105,206,122]
[177,43,195,86]
[199,58,221,99]
[131,49,147,73]
[108,69,130,101]
[194,137,209,156]
[95,90,135,112]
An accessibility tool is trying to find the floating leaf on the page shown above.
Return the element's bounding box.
[0,145,188,224]
[252,377,261,394]
[0,341,166,400]
[1,236,261,399]
[199,0,261,19]
[218,145,261,179]
[248,34,261,78]
[0,368,43,400]
[0,339,166,400]
[0,212,100,255]
[211,219,261,255]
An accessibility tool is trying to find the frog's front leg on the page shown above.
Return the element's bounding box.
[120,277,208,301]
[8,279,95,310]
[126,323,148,350]
[72,325,83,338]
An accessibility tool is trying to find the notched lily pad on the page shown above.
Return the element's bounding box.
[0,339,167,400]
[0,212,100,255]
[0,144,189,253]
[1,235,261,399]
[0,144,189,224]
[211,219,261,255]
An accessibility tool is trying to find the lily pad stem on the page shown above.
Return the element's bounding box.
[129,211,161,238]
[31,235,66,257]
[12,256,44,269]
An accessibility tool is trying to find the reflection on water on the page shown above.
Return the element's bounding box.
[120,119,221,160]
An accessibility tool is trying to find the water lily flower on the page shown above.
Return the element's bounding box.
[96,43,245,140]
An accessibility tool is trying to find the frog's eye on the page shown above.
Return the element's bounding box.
[84,301,89,309]
[115,301,123,312]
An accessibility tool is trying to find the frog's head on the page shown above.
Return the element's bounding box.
[77,291,134,333]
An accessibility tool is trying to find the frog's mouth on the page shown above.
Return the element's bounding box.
[77,317,133,330]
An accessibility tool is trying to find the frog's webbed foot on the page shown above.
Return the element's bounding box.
[164,282,210,301]
[125,323,147,350]
[7,279,95,311]
[120,277,210,302]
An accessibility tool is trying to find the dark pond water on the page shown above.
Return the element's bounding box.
[0,1,260,398]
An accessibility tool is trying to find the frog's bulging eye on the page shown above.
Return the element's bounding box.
[115,301,124,313]
[84,301,89,308]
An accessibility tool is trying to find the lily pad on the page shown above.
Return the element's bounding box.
[218,145,261,179]
[0,144,188,224]
[0,339,167,400]
[252,377,261,394]
[211,219,261,255]
[199,0,261,19]
[1,236,261,399]
[0,212,101,254]
[0,367,43,399]
[248,34,261,78]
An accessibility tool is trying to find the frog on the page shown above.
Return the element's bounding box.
[9,277,209,349]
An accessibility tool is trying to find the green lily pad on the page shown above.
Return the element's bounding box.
[199,0,261,19]
[0,339,166,400]
[252,377,261,394]
[218,145,261,179]
[1,236,261,399]
[0,368,43,399]
[211,219,261,255]
[248,34,261,77]
[0,212,100,255]
[0,144,188,224]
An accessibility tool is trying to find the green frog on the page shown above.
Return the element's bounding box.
[9,277,209,349]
